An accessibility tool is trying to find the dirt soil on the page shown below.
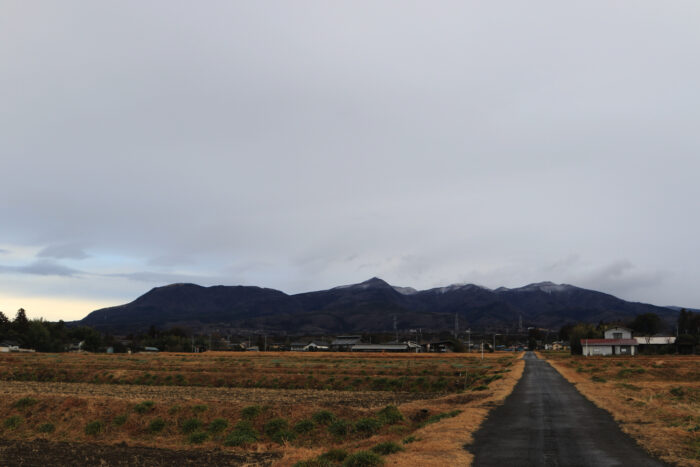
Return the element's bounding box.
[0,438,280,466]
[0,380,433,407]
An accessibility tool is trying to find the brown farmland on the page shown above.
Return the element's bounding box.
[0,351,525,466]
[540,352,700,467]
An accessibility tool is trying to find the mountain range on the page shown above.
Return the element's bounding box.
[79,277,680,335]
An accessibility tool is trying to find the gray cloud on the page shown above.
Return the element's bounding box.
[1,1,700,318]
[37,243,89,260]
[0,260,82,277]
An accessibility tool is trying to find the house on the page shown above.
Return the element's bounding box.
[290,342,307,352]
[0,340,20,353]
[330,336,362,351]
[304,341,329,351]
[581,327,638,356]
[142,346,160,353]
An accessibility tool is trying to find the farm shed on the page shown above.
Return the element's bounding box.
[351,342,420,353]
[330,336,362,351]
[581,339,638,356]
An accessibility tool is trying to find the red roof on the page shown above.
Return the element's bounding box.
[580,339,638,346]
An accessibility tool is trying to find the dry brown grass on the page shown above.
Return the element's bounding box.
[0,351,525,466]
[539,352,700,467]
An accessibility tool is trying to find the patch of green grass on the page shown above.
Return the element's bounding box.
[328,419,350,437]
[619,383,642,391]
[354,418,382,437]
[148,417,166,433]
[342,451,384,467]
[241,405,262,420]
[180,418,202,434]
[223,420,259,446]
[312,410,336,425]
[13,397,38,409]
[421,410,462,427]
[37,423,55,433]
[294,419,315,434]
[112,415,128,426]
[670,386,685,397]
[319,449,349,463]
[371,441,403,455]
[85,420,104,436]
[4,416,23,430]
[133,401,155,414]
[208,418,228,434]
[188,431,208,444]
[376,406,403,425]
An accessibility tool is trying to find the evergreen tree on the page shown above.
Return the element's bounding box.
[13,308,29,333]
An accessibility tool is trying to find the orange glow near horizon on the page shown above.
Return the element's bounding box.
[0,293,117,322]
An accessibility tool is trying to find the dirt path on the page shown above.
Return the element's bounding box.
[0,380,432,407]
[0,438,279,466]
[466,352,666,467]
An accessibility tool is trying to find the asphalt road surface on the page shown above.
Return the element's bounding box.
[468,352,666,467]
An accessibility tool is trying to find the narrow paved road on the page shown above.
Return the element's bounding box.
[468,352,665,467]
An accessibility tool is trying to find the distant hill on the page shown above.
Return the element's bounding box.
[80,277,679,334]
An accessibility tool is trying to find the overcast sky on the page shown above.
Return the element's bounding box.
[2,1,700,321]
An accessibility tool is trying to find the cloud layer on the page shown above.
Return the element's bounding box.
[1,1,699,320]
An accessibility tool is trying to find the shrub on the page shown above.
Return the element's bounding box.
[670,387,685,397]
[113,415,128,426]
[180,418,202,434]
[312,410,335,425]
[402,435,418,444]
[342,451,384,467]
[85,421,104,436]
[377,406,403,425]
[294,419,315,434]
[224,421,259,446]
[148,418,166,433]
[264,418,289,437]
[241,405,262,420]
[13,397,38,409]
[319,449,349,462]
[591,376,607,383]
[188,431,208,444]
[270,429,296,444]
[421,410,462,427]
[328,419,351,437]
[133,401,155,414]
[208,418,228,434]
[355,418,382,437]
[4,416,23,430]
[37,423,55,433]
[192,404,208,413]
[371,442,403,455]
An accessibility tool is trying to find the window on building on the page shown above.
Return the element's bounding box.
[613,332,622,339]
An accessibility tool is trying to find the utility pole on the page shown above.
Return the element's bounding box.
[393,315,398,342]
[467,329,471,353]
[454,313,459,339]
[264,335,267,352]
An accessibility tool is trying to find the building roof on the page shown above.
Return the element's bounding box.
[331,337,362,345]
[580,339,638,346]
[352,344,410,351]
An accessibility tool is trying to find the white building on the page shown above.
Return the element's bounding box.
[581,327,638,356]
